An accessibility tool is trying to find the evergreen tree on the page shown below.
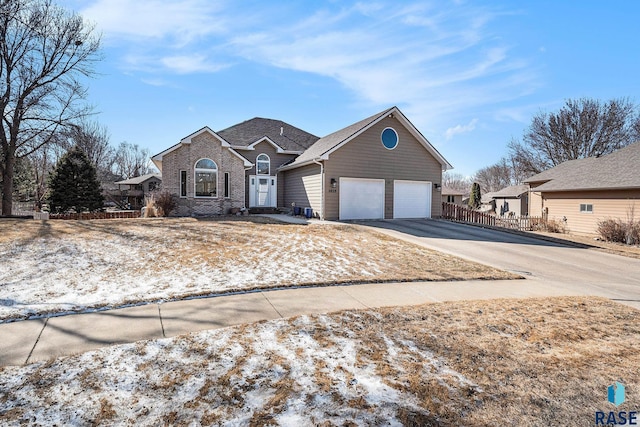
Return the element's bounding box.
[48,147,104,213]
[468,182,481,210]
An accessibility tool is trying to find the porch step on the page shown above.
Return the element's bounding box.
[248,207,281,215]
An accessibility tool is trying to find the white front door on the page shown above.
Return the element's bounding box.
[249,175,277,207]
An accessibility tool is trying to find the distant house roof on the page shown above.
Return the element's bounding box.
[115,173,161,185]
[525,142,640,191]
[481,192,496,204]
[441,187,467,196]
[491,184,529,198]
[217,118,319,152]
[281,106,452,171]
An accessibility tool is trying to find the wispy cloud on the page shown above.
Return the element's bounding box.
[80,0,226,44]
[227,2,538,136]
[74,0,539,136]
[445,119,478,139]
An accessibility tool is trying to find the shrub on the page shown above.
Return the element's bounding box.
[627,222,640,245]
[143,190,177,218]
[143,196,159,218]
[153,190,177,217]
[597,219,640,245]
[543,219,567,234]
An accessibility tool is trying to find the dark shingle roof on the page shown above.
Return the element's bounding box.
[524,142,640,191]
[217,118,319,152]
[115,173,161,185]
[287,108,394,167]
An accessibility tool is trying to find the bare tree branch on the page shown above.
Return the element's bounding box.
[509,98,640,177]
[0,0,101,214]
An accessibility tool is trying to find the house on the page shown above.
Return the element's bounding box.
[491,184,529,217]
[525,142,640,234]
[441,187,467,206]
[151,107,452,220]
[109,173,162,210]
[480,192,496,213]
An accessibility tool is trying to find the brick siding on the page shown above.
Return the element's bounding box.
[162,131,246,216]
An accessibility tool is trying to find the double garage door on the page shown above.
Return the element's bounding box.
[339,178,431,220]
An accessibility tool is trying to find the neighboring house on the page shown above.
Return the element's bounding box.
[151,106,452,220]
[441,187,467,206]
[525,142,640,234]
[492,184,529,217]
[480,192,496,213]
[109,173,162,210]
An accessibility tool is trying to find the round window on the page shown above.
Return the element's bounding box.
[381,127,399,150]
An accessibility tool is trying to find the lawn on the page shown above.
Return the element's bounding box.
[0,296,637,426]
[0,217,517,321]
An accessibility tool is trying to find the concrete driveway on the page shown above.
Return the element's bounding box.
[363,219,640,310]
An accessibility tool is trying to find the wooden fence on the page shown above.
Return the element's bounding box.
[442,202,545,232]
[49,211,141,220]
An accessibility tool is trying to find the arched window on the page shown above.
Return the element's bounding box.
[194,158,217,197]
[256,153,270,175]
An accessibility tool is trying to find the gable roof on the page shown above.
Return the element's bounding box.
[218,118,319,152]
[115,173,161,185]
[280,106,452,171]
[441,187,467,196]
[491,184,529,198]
[151,127,253,172]
[524,142,640,191]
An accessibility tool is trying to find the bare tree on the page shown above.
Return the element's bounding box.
[0,0,101,215]
[113,142,152,179]
[473,158,514,193]
[442,172,471,192]
[509,98,640,176]
[60,120,114,181]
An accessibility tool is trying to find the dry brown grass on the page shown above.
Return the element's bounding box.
[0,217,517,318]
[532,230,640,259]
[2,296,638,425]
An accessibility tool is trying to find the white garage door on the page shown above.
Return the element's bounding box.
[339,178,385,220]
[393,180,431,219]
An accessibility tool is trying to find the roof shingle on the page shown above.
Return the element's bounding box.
[217,118,319,152]
[524,142,640,191]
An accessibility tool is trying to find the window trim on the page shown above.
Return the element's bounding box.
[194,158,218,198]
[224,172,230,198]
[256,153,270,175]
[381,127,399,150]
[180,170,187,198]
[579,203,593,213]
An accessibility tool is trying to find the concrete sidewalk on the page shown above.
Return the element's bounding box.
[0,278,586,368]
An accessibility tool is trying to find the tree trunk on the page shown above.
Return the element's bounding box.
[1,149,15,216]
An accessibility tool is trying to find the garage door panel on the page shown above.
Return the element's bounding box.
[394,180,431,219]
[340,178,385,220]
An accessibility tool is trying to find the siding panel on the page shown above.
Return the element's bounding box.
[324,116,442,220]
[543,190,640,234]
[282,164,322,215]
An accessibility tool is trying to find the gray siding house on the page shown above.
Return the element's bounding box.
[152,107,452,220]
[491,184,529,217]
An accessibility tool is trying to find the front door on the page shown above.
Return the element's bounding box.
[249,175,277,207]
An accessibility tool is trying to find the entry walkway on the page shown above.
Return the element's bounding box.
[0,278,585,367]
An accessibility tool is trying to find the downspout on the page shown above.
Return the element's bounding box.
[312,158,324,220]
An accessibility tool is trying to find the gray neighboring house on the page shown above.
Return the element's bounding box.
[109,173,162,209]
[491,184,529,217]
[152,106,452,220]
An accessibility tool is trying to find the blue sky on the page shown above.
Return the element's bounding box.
[60,0,640,177]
